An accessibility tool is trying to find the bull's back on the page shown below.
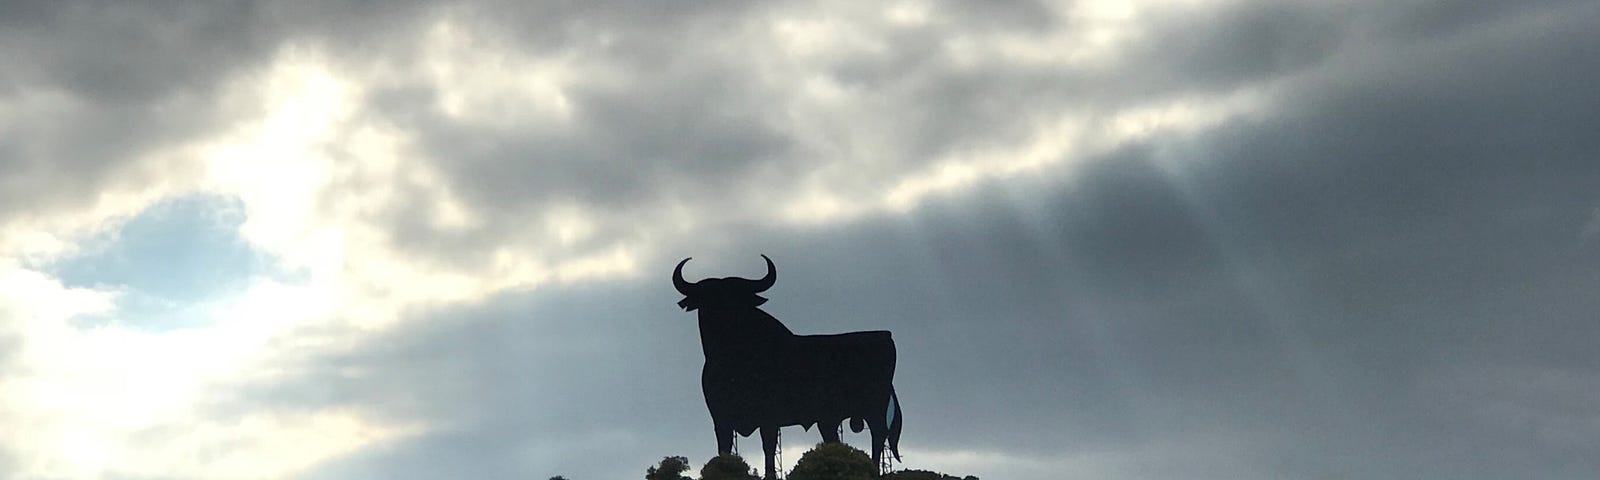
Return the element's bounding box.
[783,330,896,414]
[795,331,893,368]
[793,328,893,351]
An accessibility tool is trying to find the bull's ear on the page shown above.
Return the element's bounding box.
[677,297,700,311]
[750,295,767,307]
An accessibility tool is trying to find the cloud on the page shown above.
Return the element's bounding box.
[1582,207,1600,242]
[2,0,1597,479]
[0,264,413,480]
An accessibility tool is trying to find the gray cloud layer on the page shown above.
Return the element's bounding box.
[4,0,1598,479]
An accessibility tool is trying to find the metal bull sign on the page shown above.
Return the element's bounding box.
[673,255,903,479]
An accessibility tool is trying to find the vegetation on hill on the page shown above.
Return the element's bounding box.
[636,445,977,480]
[700,454,760,480]
[881,470,979,480]
[646,456,694,480]
[787,443,878,480]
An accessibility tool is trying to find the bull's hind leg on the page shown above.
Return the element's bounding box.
[760,426,779,480]
[867,416,888,470]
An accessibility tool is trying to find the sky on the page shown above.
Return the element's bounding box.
[1,1,1597,479]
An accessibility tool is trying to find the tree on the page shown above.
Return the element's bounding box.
[549,477,569,480]
[787,443,877,480]
[646,456,692,480]
[701,454,760,480]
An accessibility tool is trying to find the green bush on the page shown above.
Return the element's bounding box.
[787,443,877,480]
[646,456,692,480]
[701,454,760,480]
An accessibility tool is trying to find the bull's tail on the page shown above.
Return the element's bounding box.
[887,387,903,462]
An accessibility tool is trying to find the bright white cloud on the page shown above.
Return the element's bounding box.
[421,19,580,128]
[0,263,416,479]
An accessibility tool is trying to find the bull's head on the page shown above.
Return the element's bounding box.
[672,255,776,311]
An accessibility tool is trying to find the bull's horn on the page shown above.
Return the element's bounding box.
[751,254,776,292]
[673,257,696,294]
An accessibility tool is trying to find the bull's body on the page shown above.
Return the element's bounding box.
[675,256,903,479]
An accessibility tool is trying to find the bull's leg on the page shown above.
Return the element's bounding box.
[819,418,842,444]
[868,416,888,471]
[715,421,734,455]
[760,426,779,480]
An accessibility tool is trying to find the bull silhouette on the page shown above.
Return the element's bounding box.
[673,255,903,479]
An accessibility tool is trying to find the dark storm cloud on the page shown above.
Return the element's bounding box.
[378,56,792,210]
[0,1,245,220]
[0,0,441,223]
[0,1,441,100]
[1142,3,1345,90]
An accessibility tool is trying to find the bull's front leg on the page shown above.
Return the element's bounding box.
[760,426,779,480]
[819,418,842,444]
[714,420,734,455]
